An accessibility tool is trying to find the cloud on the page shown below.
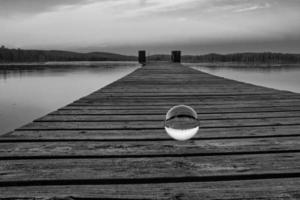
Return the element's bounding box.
[114,0,275,19]
[234,2,271,12]
[0,0,96,17]
[1,0,300,54]
[121,0,203,17]
[0,0,282,19]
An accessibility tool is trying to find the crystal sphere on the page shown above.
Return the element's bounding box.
[164,105,199,141]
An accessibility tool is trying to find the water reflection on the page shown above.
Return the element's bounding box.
[0,61,139,135]
[0,61,138,80]
[185,63,300,93]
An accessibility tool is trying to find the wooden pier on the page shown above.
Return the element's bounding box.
[1,62,300,199]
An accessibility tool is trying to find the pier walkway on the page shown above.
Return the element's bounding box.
[1,62,300,199]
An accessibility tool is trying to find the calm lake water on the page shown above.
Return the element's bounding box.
[0,61,139,135]
[185,63,300,94]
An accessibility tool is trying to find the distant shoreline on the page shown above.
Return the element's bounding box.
[183,62,300,68]
[1,46,300,65]
[0,46,137,63]
[0,61,138,65]
[0,61,299,71]
[0,61,139,70]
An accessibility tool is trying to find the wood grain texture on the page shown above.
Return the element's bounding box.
[0,136,299,157]
[0,178,299,199]
[1,153,300,182]
[1,62,300,199]
[4,125,300,140]
[17,117,300,130]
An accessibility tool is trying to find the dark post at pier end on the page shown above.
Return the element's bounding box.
[171,51,181,63]
[138,50,146,65]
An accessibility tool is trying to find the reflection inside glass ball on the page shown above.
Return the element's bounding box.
[164,105,199,141]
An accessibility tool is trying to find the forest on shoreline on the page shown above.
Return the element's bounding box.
[1,46,300,64]
[0,46,136,62]
[149,53,300,64]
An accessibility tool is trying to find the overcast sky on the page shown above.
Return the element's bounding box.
[0,0,300,55]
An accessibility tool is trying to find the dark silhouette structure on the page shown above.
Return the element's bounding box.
[171,51,181,63]
[138,50,146,64]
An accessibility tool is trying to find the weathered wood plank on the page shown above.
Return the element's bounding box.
[89,88,278,94]
[75,94,300,101]
[0,137,299,157]
[72,100,300,107]
[4,125,300,140]
[1,178,300,199]
[74,97,300,104]
[18,117,300,130]
[0,153,300,183]
[37,111,300,122]
[4,124,300,140]
[51,106,300,115]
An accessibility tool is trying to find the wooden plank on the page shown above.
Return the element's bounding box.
[64,101,300,109]
[73,99,300,107]
[51,106,300,115]
[93,88,277,94]
[71,102,300,107]
[18,117,300,130]
[0,137,299,157]
[75,96,300,102]
[0,153,300,182]
[4,124,300,140]
[76,94,298,101]
[36,111,300,122]
[1,178,300,199]
[4,125,300,140]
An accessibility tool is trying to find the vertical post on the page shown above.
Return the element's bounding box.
[171,51,181,63]
[138,50,146,65]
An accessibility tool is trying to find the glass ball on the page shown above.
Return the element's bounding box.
[164,105,199,141]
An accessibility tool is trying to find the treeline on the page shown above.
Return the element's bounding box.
[1,46,300,64]
[0,46,136,62]
[149,52,300,64]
